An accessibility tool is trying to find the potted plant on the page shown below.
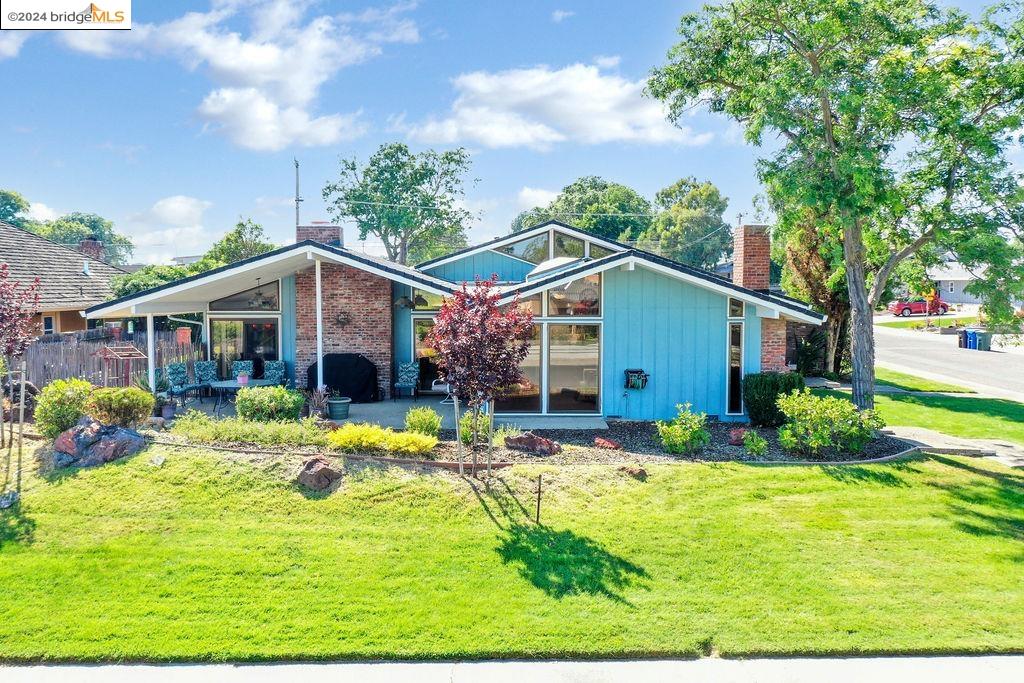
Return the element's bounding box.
[305,385,329,418]
[134,373,171,417]
[326,390,351,420]
[157,395,176,421]
[236,371,250,386]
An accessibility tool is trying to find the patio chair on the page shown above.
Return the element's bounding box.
[231,360,254,380]
[164,362,198,407]
[193,360,218,401]
[431,379,454,405]
[263,360,286,385]
[393,361,420,401]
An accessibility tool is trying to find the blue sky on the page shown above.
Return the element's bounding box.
[0,0,991,263]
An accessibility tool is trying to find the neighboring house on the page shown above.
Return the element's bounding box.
[0,219,125,335]
[171,255,203,266]
[927,261,985,305]
[84,220,824,421]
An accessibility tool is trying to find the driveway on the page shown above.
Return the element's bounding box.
[874,323,1024,401]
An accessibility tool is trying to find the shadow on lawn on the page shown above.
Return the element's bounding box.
[0,505,35,549]
[467,477,649,604]
[819,465,909,487]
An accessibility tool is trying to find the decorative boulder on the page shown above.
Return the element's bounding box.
[594,436,622,450]
[504,431,562,456]
[53,417,147,469]
[728,428,747,446]
[296,456,343,491]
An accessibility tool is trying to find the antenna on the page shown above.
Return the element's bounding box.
[294,158,303,228]
[736,211,745,227]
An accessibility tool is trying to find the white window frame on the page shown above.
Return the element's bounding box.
[948,281,954,294]
[205,313,283,375]
[42,315,55,335]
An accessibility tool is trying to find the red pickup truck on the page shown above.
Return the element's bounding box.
[887,297,950,317]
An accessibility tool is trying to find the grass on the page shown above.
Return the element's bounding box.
[1,445,1023,661]
[816,389,1024,446]
[877,315,977,329]
[874,368,974,394]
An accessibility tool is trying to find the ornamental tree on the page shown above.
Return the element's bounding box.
[426,277,534,473]
[0,262,40,464]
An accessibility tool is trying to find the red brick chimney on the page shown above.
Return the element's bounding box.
[77,236,104,262]
[733,223,771,290]
[296,221,343,246]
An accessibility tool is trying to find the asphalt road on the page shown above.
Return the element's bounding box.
[874,322,1024,401]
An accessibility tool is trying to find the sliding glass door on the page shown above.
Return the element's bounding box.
[210,317,279,379]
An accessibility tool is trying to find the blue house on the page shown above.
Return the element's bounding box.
[85,220,823,422]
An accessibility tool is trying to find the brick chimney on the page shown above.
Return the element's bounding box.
[296,221,343,246]
[77,235,104,262]
[733,223,771,290]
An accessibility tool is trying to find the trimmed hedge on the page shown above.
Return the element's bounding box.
[85,387,155,428]
[35,378,93,438]
[742,372,806,427]
[235,385,306,422]
[777,389,885,457]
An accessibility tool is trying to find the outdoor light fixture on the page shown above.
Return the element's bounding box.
[394,295,414,308]
[413,293,429,307]
[247,278,271,309]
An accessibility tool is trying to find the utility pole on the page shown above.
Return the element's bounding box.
[294,158,303,228]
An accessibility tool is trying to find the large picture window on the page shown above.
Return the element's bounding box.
[494,326,542,413]
[210,280,280,311]
[210,317,279,379]
[498,233,549,264]
[547,324,600,413]
[548,274,600,316]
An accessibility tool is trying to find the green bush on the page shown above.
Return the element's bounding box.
[656,403,711,455]
[776,389,884,458]
[742,430,769,458]
[459,410,490,446]
[85,387,155,427]
[405,406,442,437]
[170,410,331,447]
[328,422,436,456]
[742,372,806,427]
[235,385,306,422]
[35,378,93,438]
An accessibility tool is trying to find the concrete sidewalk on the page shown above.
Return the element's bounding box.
[4,657,1024,682]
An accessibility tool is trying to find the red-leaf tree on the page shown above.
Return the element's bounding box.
[427,276,533,474]
[0,263,40,490]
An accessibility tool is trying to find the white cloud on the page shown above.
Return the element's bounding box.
[26,201,60,222]
[0,31,29,59]
[551,10,575,23]
[593,55,621,69]
[405,61,713,150]
[517,187,558,209]
[58,1,420,151]
[125,195,213,261]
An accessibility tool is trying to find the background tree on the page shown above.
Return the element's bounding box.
[650,0,1024,408]
[0,190,30,228]
[323,143,473,265]
[28,212,134,264]
[513,176,653,242]
[426,278,533,475]
[634,177,731,268]
[204,219,276,265]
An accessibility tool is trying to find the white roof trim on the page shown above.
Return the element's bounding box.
[418,221,627,271]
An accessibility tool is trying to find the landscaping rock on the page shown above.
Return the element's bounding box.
[594,436,622,450]
[297,456,343,491]
[728,428,747,446]
[618,464,648,481]
[504,431,562,456]
[53,418,146,469]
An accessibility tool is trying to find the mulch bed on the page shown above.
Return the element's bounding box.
[433,419,912,465]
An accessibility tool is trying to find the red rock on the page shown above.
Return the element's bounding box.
[728,428,747,446]
[297,456,343,490]
[54,429,77,455]
[504,431,562,456]
[594,436,622,450]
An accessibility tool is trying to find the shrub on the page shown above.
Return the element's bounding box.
[34,378,93,438]
[776,389,884,458]
[170,410,331,447]
[85,387,155,427]
[459,410,490,446]
[235,385,306,422]
[405,406,442,437]
[494,423,523,442]
[328,422,437,457]
[742,430,769,458]
[656,403,711,455]
[742,372,806,427]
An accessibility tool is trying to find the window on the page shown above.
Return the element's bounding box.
[42,315,54,335]
[553,233,585,258]
[727,321,743,414]
[210,280,280,311]
[210,318,279,379]
[494,326,542,413]
[547,324,600,413]
[412,289,444,310]
[548,274,600,316]
[948,281,954,294]
[498,233,549,264]
[589,244,615,259]
[728,297,744,318]
[503,293,542,316]
[413,318,440,390]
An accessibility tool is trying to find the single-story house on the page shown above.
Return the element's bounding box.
[84,220,824,421]
[0,219,125,336]
[927,261,986,305]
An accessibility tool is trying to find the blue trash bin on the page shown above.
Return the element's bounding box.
[966,330,978,350]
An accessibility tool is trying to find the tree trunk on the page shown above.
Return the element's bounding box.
[486,401,494,479]
[824,310,848,376]
[453,395,463,476]
[470,406,479,476]
[843,219,875,410]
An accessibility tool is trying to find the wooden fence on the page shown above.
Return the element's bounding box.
[23,330,203,388]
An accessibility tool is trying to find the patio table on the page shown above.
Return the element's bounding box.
[210,379,277,415]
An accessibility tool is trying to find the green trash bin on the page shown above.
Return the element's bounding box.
[976,330,993,352]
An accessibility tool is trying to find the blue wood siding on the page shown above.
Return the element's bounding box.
[393,283,415,369]
[601,266,761,421]
[281,275,297,384]
[423,250,534,283]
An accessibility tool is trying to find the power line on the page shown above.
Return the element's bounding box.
[335,198,659,218]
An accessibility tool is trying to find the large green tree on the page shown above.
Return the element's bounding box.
[322,143,473,265]
[29,212,134,264]
[634,178,731,268]
[513,176,653,242]
[0,190,29,228]
[204,219,276,265]
[650,0,1024,408]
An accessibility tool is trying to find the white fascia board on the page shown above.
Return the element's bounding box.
[307,245,453,295]
[756,305,780,319]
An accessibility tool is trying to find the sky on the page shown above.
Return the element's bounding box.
[0,0,993,264]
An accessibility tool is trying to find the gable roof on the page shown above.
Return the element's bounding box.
[0,219,126,311]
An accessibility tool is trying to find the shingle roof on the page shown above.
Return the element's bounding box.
[0,220,126,311]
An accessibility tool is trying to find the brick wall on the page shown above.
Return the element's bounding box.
[296,224,342,245]
[761,317,789,373]
[294,262,392,394]
[734,224,771,290]
[77,238,104,262]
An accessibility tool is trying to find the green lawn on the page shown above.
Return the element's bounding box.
[2,445,1023,661]
[875,367,974,393]
[876,315,977,329]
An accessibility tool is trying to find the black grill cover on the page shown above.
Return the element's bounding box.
[307,353,379,403]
